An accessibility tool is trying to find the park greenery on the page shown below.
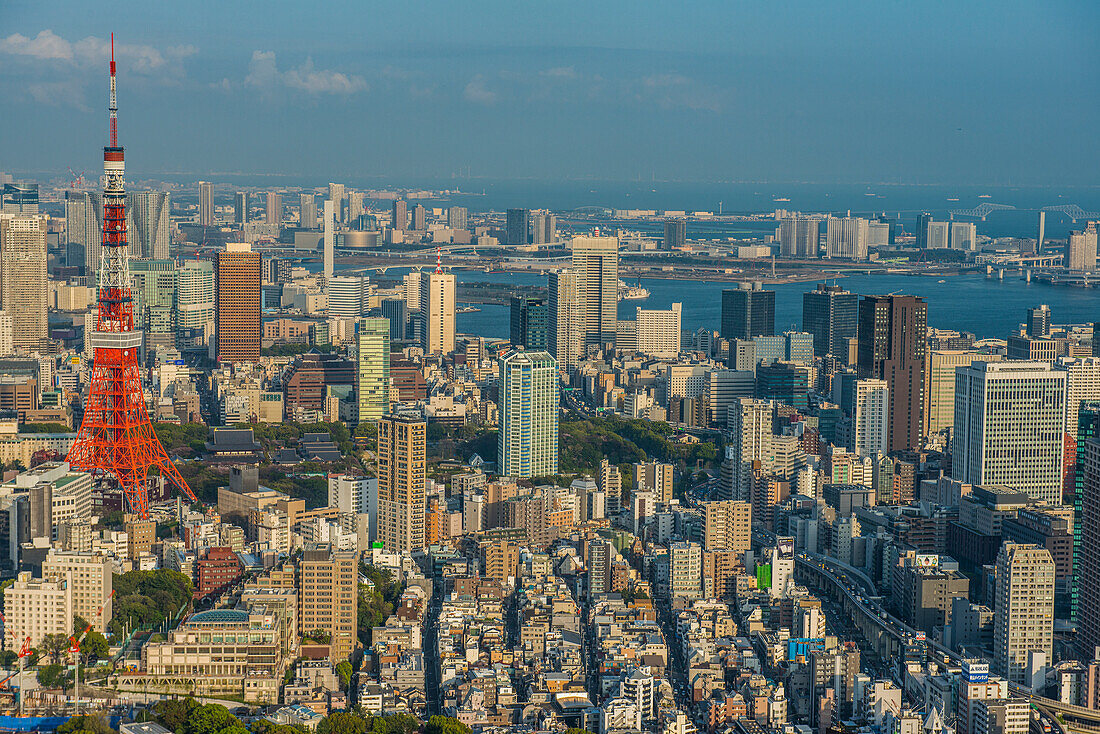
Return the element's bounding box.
[19,422,72,434]
[108,568,193,637]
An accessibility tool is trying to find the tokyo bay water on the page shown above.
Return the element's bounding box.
[446,270,1099,342]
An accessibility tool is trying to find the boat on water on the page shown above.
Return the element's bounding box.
[773,197,791,202]
[938,279,946,283]
[617,280,650,301]
[457,305,481,313]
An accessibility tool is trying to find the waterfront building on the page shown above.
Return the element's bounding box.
[448,206,467,230]
[1067,224,1098,272]
[721,282,775,341]
[419,270,456,354]
[953,361,1065,504]
[635,303,682,358]
[215,243,262,363]
[779,216,819,257]
[392,200,407,229]
[664,219,686,250]
[571,235,619,349]
[356,317,390,424]
[951,221,978,251]
[803,283,858,359]
[857,294,927,452]
[825,216,869,259]
[498,349,559,478]
[506,208,529,245]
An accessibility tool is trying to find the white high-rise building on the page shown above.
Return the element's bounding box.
[198,181,214,226]
[779,216,820,258]
[950,221,978,251]
[327,183,345,221]
[927,221,950,249]
[0,214,48,352]
[328,275,369,319]
[176,260,216,350]
[953,361,1066,504]
[327,474,374,515]
[825,217,869,260]
[571,236,619,349]
[419,270,456,354]
[993,542,1054,685]
[1056,356,1100,433]
[549,270,582,370]
[300,193,317,229]
[725,398,773,501]
[403,271,422,311]
[635,303,681,358]
[497,349,559,478]
[852,378,889,457]
[129,191,171,259]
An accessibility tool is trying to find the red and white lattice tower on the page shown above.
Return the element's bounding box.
[66,35,196,518]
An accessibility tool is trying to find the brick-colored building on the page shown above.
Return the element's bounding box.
[196,546,244,599]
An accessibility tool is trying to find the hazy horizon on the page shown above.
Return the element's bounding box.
[2,1,1098,186]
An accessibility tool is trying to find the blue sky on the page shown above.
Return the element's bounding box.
[1,0,1097,185]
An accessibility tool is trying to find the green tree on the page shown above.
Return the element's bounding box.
[80,631,109,665]
[153,696,199,732]
[37,663,68,688]
[56,715,115,734]
[304,629,332,644]
[317,712,367,734]
[0,650,16,667]
[184,703,241,734]
[424,715,470,734]
[335,660,352,690]
[41,633,69,665]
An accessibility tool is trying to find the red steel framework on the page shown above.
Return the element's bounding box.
[66,35,196,518]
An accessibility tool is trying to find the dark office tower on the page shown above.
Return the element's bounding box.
[234,192,248,225]
[198,181,214,226]
[411,204,427,231]
[915,212,932,249]
[1072,402,1100,625]
[216,243,262,363]
[510,296,549,350]
[1094,323,1100,358]
[664,219,686,251]
[381,298,409,341]
[756,362,810,409]
[506,208,530,246]
[392,200,408,229]
[1027,305,1052,337]
[803,283,859,358]
[720,282,775,341]
[857,294,927,452]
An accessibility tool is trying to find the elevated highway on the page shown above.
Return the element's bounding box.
[794,552,1100,732]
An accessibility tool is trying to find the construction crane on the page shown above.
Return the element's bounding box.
[68,588,115,714]
[67,167,86,189]
[0,607,32,716]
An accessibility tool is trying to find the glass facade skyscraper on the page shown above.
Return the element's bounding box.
[498,349,559,478]
[356,317,390,424]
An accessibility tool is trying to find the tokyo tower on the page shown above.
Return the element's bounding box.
[66,35,196,518]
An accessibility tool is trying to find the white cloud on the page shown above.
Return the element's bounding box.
[0,30,72,60]
[464,75,497,104]
[0,30,194,76]
[246,51,367,95]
